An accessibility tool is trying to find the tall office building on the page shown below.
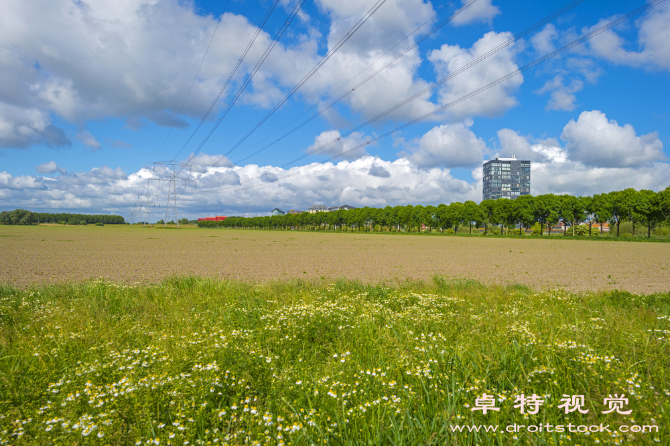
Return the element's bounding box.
[482,156,530,200]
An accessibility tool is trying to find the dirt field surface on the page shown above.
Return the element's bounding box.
[1,225,669,292]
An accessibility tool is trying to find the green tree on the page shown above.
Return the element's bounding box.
[436,204,449,233]
[492,199,512,235]
[634,190,663,238]
[591,193,612,235]
[560,195,585,236]
[513,195,535,235]
[462,201,479,234]
[479,200,496,235]
[660,186,670,238]
[397,205,414,232]
[447,202,464,234]
[534,194,559,236]
[607,189,636,237]
[581,195,596,236]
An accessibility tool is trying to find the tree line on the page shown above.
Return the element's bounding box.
[198,187,670,238]
[0,209,125,225]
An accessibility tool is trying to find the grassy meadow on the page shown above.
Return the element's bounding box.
[0,278,669,445]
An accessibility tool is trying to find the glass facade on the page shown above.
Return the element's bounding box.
[482,158,530,201]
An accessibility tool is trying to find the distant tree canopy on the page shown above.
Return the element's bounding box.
[0,209,125,225]
[198,187,670,238]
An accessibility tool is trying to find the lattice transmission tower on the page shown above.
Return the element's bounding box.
[149,161,195,228]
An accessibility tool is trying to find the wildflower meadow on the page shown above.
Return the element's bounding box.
[1,278,668,445]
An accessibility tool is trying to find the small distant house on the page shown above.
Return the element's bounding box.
[308,204,329,214]
[271,208,285,216]
[287,209,304,215]
[589,221,610,232]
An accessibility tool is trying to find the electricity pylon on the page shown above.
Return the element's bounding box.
[150,161,195,228]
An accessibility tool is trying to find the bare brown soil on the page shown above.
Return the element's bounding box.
[1,225,668,292]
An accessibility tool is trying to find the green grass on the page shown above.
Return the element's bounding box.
[0,278,669,445]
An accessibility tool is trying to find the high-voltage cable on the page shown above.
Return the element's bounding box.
[223,0,585,169]
[231,0,665,192]
[169,0,283,162]
[154,0,231,159]
[176,0,307,172]
[277,0,589,170]
[182,0,389,172]
[212,0,481,169]
[218,0,390,159]
[228,0,460,162]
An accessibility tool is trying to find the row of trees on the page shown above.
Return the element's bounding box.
[199,187,670,238]
[153,218,194,225]
[0,209,125,225]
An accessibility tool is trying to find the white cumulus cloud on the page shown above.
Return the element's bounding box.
[36,161,67,175]
[306,130,374,160]
[531,23,557,54]
[583,4,670,71]
[0,103,70,149]
[429,31,522,119]
[451,0,500,27]
[561,110,665,168]
[408,120,487,168]
[535,75,584,111]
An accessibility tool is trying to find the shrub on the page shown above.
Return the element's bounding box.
[444,228,455,234]
[618,221,634,235]
[68,219,78,225]
[653,227,669,237]
[573,224,590,236]
[374,224,381,232]
[488,226,501,235]
[79,220,87,226]
[95,222,104,227]
[531,223,542,235]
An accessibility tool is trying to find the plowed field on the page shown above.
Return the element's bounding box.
[1,225,668,292]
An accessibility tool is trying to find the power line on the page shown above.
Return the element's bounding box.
[170,0,284,162]
[154,0,231,159]
[213,0,479,169]
[180,0,390,172]
[227,0,461,162]
[136,0,280,219]
[150,162,195,227]
[143,0,298,220]
[176,0,308,173]
[218,0,391,160]
[277,0,589,170]
[226,0,665,194]
[222,0,585,169]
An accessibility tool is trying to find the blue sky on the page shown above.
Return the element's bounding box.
[1,0,669,218]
